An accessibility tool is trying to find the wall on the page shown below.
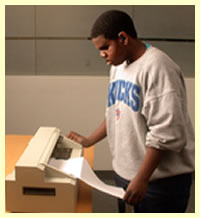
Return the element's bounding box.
[5,5,194,77]
[5,76,108,135]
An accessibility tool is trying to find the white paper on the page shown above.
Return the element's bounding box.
[48,157,125,199]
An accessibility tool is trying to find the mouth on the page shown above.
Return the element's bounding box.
[105,60,112,65]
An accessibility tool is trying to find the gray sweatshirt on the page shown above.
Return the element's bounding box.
[106,46,195,181]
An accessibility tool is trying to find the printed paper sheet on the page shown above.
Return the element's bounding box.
[48,157,125,199]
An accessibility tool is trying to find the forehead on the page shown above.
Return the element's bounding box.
[92,35,113,49]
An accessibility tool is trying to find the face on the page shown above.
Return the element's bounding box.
[92,35,127,66]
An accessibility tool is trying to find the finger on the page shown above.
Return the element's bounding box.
[124,190,137,205]
[67,131,78,139]
[68,134,74,140]
[127,192,135,204]
[70,134,79,142]
[67,131,74,138]
[123,190,131,201]
[128,194,143,206]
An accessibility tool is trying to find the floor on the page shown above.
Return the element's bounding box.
[92,171,195,213]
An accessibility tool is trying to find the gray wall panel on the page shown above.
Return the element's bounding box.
[133,5,195,39]
[36,40,109,75]
[5,5,195,77]
[5,5,35,36]
[36,5,132,37]
[5,40,35,75]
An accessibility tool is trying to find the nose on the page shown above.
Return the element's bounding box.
[100,51,107,58]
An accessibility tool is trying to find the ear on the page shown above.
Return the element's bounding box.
[118,31,128,45]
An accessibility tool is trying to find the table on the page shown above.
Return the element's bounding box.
[5,135,94,213]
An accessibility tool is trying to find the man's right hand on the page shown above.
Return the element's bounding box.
[67,131,92,147]
[67,119,107,148]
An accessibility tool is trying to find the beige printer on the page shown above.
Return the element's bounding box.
[5,127,83,212]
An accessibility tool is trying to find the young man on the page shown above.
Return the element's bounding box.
[68,10,194,213]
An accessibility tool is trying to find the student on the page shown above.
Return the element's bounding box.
[67,10,194,213]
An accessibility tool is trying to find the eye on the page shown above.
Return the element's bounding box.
[100,45,109,51]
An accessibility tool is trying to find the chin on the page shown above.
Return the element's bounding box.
[113,61,124,66]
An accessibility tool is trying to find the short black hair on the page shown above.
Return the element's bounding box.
[91,10,137,40]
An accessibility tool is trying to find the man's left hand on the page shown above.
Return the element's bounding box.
[123,175,148,205]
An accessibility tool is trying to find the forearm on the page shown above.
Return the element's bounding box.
[87,119,107,145]
[136,146,163,182]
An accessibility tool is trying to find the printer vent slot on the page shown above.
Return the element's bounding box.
[23,187,56,196]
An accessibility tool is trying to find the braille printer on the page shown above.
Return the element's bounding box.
[5,127,83,212]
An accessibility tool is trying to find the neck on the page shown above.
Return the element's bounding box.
[126,39,146,65]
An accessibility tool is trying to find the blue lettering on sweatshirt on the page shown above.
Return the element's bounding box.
[108,80,141,112]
